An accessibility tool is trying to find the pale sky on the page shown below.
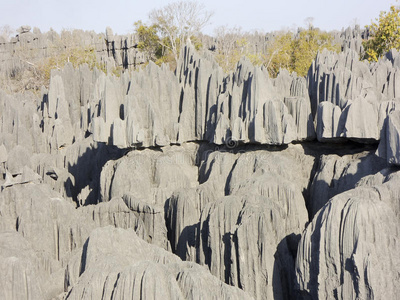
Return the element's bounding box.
[0,0,397,36]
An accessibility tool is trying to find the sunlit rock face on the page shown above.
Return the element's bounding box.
[0,26,399,300]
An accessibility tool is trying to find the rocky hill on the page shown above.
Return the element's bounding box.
[0,26,399,300]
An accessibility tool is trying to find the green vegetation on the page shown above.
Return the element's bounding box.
[39,46,107,82]
[363,5,400,61]
[213,26,339,77]
[290,27,339,77]
[134,21,165,64]
[1,29,120,94]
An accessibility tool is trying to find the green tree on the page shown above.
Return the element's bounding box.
[265,27,338,77]
[134,21,163,63]
[291,27,339,76]
[363,5,400,61]
[266,32,293,77]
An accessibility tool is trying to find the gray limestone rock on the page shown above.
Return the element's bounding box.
[173,145,314,299]
[176,41,224,142]
[5,145,32,175]
[2,166,41,188]
[65,226,252,299]
[0,184,91,264]
[295,176,400,299]
[310,48,400,143]
[2,25,400,300]
[122,193,171,250]
[0,231,45,300]
[316,101,343,141]
[196,193,305,300]
[99,144,199,250]
[206,60,315,145]
[77,197,147,240]
[0,144,8,163]
[0,183,93,298]
[309,151,386,217]
[17,25,32,34]
[377,110,400,165]
[100,144,198,204]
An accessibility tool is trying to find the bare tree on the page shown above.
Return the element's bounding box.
[149,1,213,63]
[213,26,244,71]
[0,25,15,42]
[214,26,243,55]
[304,17,315,29]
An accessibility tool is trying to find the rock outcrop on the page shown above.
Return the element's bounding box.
[377,110,400,165]
[64,226,252,299]
[40,42,315,149]
[308,150,386,217]
[0,231,46,299]
[309,48,400,143]
[295,170,400,299]
[0,26,146,78]
[0,25,399,300]
[164,145,314,299]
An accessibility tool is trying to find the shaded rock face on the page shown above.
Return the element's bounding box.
[164,145,314,299]
[0,30,400,300]
[295,171,400,299]
[377,110,400,165]
[308,151,386,217]
[99,144,199,250]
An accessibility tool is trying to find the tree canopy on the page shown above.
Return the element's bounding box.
[364,5,400,61]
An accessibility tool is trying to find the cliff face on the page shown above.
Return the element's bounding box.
[0,26,146,76]
[0,27,399,300]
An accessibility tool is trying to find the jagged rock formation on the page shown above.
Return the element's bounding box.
[164,144,314,299]
[0,26,399,300]
[64,226,251,299]
[0,231,45,299]
[308,150,386,217]
[0,26,146,78]
[296,169,400,299]
[42,42,314,149]
[377,110,400,165]
[310,48,400,143]
[337,25,366,55]
[99,144,199,250]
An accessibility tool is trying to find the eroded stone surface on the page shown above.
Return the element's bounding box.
[296,174,400,299]
[0,28,399,300]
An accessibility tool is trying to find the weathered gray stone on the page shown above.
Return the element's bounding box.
[2,25,400,300]
[176,145,313,300]
[316,101,342,141]
[310,48,400,143]
[65,226,252,299]
[0,231,45,300]
[0,144,8,163]
[17,25,31,34]
[309,151,386,217]
[296,176,400,299]
[377,110,400,165]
